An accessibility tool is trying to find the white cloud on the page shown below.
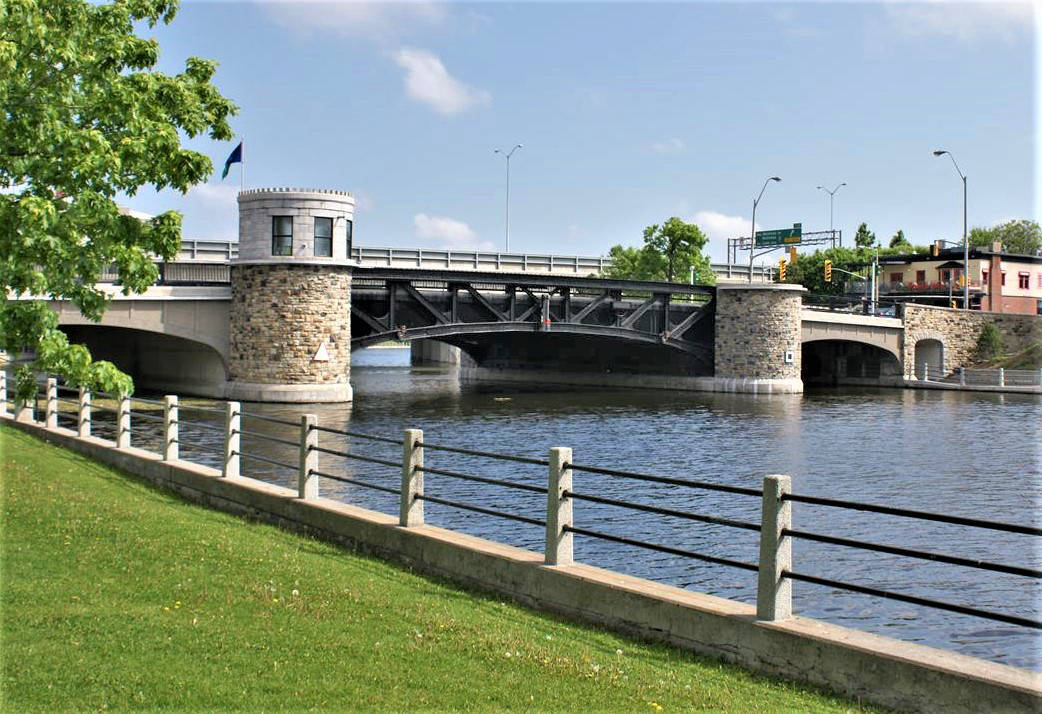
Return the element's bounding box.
[413,213,492,249]
[692,210,755,263]
[188,182,239,207]
[393,48,490,116]
[883,1,1033,43]
[262,1,447,40]
[693,210,754,241]
[651,138,686,154]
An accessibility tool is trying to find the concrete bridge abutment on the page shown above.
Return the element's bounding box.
[712,284,805,394]
[225,188,357,403]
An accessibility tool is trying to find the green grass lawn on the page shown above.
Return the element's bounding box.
[0,424,879,712]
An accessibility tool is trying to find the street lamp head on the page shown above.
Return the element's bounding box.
[515,143,523,150]
[770,176,781,182]
[933,150,947,156]
[839,182,847,187]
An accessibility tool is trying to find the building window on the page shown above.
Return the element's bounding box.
[314,217,333,257]
[1019,272,1030,289]
[345,219,354,257]
[1038,273,1042,288]
[889,272,903,285]
[940,269,950,283]
[1001,272,1006,286]
[982,269,989,284]
[915,270,926,284]
[272,216,293,256]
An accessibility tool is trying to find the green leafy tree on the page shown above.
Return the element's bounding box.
[854,222,877,249]
[968,219,1042,256]
[889,229,910,249]
[782,247,868,296]
[0,0,237,399]
[605,217,715,285]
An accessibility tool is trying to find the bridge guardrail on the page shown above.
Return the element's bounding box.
[4,372,1039,652]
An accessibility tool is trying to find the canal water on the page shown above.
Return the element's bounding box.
[75,347,1041,671]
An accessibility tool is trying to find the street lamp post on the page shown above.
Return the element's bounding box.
[494,144,523,252]
[749,176,782,283]
[933,150,968,309]
[816,182,846,237]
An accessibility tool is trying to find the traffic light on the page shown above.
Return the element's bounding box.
[789,247,798,264]
[778,258,787,282]
[824,259,833,283]
[932,242,940,257]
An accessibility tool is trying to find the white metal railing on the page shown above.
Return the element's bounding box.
[915,364,1042,387]
[166,240,774,281]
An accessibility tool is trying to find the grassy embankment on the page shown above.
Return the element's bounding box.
[0,425,879,712]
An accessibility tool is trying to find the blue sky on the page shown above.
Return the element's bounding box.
[125,1,1037,263]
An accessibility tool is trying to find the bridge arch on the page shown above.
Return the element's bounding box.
[801,338,903,387]
[352,321,713,371]
[59,324,228,397]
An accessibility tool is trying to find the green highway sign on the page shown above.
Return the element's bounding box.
[755,223,802,247]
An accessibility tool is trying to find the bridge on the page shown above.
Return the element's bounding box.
[38,187,943,401]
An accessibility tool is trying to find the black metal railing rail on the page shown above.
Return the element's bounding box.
[777,492,1042,630]
[567,461,763,497]
[411,438,550,528]
[561,461,762,573]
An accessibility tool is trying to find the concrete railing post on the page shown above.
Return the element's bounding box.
[45,378,57,429]
[400,429,424,526]
[223,401,240,478]
[998,368,1005,387]
[163,395,178,461]
[757,474,793,621]
[299,415,319,500]
[1038,368,1042,387]
[0,371,7,417]
[545,446,573,566]
[116,394,131,448]
[14,395,32,422]
[78,387,91,438]
[920,362,928,382]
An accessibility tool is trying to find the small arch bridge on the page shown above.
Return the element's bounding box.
[350,268,716,372]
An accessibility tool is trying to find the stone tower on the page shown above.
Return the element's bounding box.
[713,284,805,393]
[226,188,356,403]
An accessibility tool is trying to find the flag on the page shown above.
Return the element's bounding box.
[221,141,243,179]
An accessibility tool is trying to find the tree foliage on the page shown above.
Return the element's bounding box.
[854,222,877,249]
[0,0,237,398]
[605,217,715,285]
[889,229,910,249]
[968,219,1042,256]
[780,244,930,296]
[975,322,1004,362]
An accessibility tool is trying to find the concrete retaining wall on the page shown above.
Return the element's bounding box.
[2,416,1037,713]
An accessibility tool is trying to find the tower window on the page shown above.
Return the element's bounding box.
[272,216,293,256]
[314,217,333,257]
[345,219,354,257]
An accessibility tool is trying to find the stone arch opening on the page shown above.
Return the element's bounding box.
[59,325,228,398]
[801,339,903,387]
[913,338,945,380]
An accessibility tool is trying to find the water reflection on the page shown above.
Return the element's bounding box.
[98,347,1040,671]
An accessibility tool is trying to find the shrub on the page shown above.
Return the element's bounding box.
[975,322,1004,362]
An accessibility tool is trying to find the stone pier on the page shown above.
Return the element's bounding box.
[711,284,805,393]
[225,188,357,403]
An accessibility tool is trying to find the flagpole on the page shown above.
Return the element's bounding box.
[241,138,246,190]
